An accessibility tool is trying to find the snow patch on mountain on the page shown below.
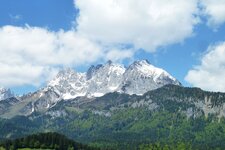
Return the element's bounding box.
[0,87,14,101]
[46,60,181,100]
[120,60,180,95]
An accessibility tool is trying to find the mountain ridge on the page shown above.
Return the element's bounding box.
[47,59,181,100]
[1,84,225,149]
[0,60,181,118]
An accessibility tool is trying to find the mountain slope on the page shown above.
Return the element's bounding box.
[119,60,180,95]
[0,60,181,118]
[0,85,225,149]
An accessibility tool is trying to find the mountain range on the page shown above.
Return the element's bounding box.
[47,59,180,99]
[0,60,180,117]
[0,60,225,149]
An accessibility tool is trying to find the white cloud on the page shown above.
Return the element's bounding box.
[201,0,225,29]
[0,63,57,87]
[0,25,127,87]
[0,25,104,66]
[75,0,200,51]
[185,42,225,92]
[0,25,134,87]
[105,48,134,62]
[1,1,225,88]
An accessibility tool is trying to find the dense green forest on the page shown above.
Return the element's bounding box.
[0,111,225,149]
[0,129,224,150]
[0,132,98,150]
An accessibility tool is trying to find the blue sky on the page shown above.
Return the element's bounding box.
[1,0,225,94]
[0,0,76,30]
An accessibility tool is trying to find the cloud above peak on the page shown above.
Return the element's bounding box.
[0,25,103,66]
[0,25,134,87]
[185,42,225,92]
[75,0,200,51]
[201,0,225,29]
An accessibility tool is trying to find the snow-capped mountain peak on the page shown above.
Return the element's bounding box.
[45,60,181,100]
[132,59,151,66]
[129,60,177,82]
[3,60,181,116]
[119,60,181,95]
[47,67,87,99]
[0,87,14,101]
[56,68,77,78]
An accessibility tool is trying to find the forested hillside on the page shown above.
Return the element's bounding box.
[0,85,225,149]
[0,132,98,150]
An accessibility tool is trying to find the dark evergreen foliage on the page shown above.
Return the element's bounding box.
[0,132,99,150]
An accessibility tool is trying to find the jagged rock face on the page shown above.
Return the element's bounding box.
[0,97,19,115]
[120,60,181,95]
[0,87,14,101]
[47,68,88,99]
[37,85,225,120]
[3,60,180,117]
[47,60,181,99]
[19,89,61,116]
[86,61,125,97]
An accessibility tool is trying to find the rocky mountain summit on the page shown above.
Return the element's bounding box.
[0,87,14,101]
[47,60,181,100]
[0,60,181,117]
